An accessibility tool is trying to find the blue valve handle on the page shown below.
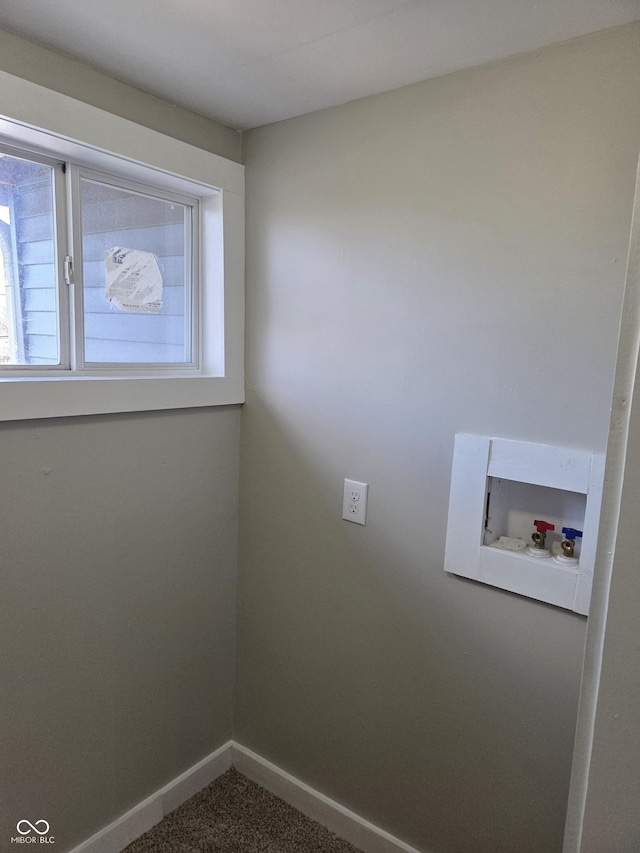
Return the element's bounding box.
[562,527,583,540]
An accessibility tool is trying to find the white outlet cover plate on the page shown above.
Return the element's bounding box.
[342,479,368,525]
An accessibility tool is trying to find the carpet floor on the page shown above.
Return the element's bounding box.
[122,767,363,853]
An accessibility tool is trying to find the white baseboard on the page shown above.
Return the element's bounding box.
[68,740,233,853]
[232,742,424,853]
[70,740,424,853]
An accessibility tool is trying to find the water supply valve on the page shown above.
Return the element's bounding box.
[527,519,554,557]
[555,527,583,565]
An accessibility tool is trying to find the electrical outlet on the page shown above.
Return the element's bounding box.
[342,479,368,525]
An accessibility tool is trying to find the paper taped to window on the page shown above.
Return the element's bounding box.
[105,247,163,313]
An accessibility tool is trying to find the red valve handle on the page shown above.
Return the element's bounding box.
[533,519,555,533]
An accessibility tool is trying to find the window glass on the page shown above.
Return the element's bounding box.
[0,151,59,365]
[80,176,192,364]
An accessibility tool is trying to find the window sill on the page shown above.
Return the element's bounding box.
[0,374,245,421]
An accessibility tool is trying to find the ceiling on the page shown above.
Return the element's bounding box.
[0,0,638,131]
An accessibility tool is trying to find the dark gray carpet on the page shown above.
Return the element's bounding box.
[122,767,363,852]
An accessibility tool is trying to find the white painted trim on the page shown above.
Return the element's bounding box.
[231,743,426,853]
[444,434,604,615]
[562,154,640,852]
[68,741,427,853]
[488,437,593,493]
[68,741,233,853]
[0,69,245,420]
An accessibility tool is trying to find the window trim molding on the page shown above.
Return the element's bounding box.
[0,69,244,421]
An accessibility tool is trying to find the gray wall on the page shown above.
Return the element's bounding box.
[238,23,640,853]
[0,408,240,851]
[0,29,241,164]
[0,52,242,851]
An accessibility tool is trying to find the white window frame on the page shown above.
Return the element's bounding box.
[0,141,68,370]
[0,69,244,421]
[69,166,200,374]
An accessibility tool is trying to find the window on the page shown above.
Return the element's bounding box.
[0,149,59,366]
[78,173,195,368]
[0,68,244,420]
[0,146,199,373]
